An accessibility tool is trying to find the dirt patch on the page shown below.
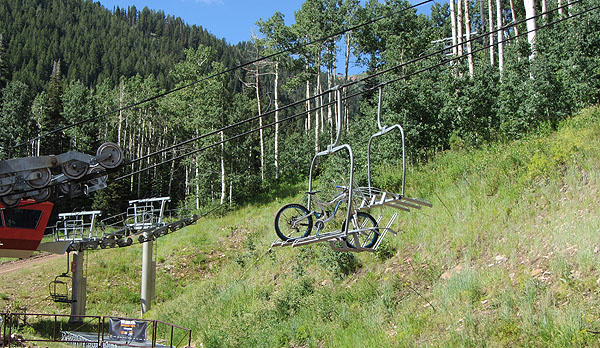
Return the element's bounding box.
[0,253,63,275]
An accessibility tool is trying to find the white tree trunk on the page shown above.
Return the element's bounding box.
[195,131,200,210]
[118,80,124,146]
[496,0,504,72]
[305,64,311,132]
[509,0,519,36]
[220,130,225,205]
[344,33,350,132]
[523,0,537,62]
[541,0,548,21]
[464,0,474,76]
[274,62,280,180]
[255,66,264,181]
[488,0,495,65]
[450,0,458,56]
[168,136,176,196]
[480,0,486,35]
[457,0,464,56]
[558,0,563,16]
[327,72,333,145]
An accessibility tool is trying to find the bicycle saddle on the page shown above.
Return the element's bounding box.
[306,190,321,195]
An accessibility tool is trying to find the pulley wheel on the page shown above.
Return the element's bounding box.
[1,194,21,208]
[0,173,14,196]
[59,182,71,195]
[62,161,88,179]
[87,166,108,186]
[31,188,51,202]
[26,168,52,189]
[96,142,123,169]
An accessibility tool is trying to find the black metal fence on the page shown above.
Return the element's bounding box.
[0,312,191,348]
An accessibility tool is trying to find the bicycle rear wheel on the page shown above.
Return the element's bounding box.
[342,212,379,248]
[274,203,313,241]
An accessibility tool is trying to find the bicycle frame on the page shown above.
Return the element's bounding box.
[310,187,347,227]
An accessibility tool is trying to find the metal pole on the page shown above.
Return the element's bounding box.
[141,237,155,314]
[69,250,86,323]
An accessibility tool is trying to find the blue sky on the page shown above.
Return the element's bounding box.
[97,0,433,45]
[97,0,434,74]
[97,0,307,45]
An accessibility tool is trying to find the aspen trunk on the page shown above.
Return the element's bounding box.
[541,0,548,21]
[523,0,537,62]
[274,61,280,180]
[496,0,504,72]
[118,80,123,146]
[344,33,350,132]
[327,72,333,145]
[220,131,225,205]
[457,0,464,56]
[168,136,176,196]
[305,64,311,132]
[488,0,495,66]
[464,0,474,76]
[255,66,264,181]
[450,0,458,56]
[558,0,563,15]
[509,0,519,36]
[480,0,486,36]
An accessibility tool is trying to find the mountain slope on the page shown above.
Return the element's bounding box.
[1,106,600,347]
[0,0,240,90]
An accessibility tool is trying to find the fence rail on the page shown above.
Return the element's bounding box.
[0,312,191,348]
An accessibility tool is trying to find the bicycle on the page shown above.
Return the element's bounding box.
[274,185,380,248]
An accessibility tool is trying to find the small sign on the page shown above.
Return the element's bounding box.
[108,318,147,342]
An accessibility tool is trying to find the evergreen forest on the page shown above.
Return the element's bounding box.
[0,0,598,215]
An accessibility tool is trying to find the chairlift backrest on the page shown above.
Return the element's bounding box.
[307,87,355,235]
[367,87,406,196]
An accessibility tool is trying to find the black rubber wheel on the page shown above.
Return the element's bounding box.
[274,203,313,241]
[342,212,379,249]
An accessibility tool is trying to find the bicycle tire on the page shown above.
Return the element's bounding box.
[274,203,313,241]
[342,212,379,248]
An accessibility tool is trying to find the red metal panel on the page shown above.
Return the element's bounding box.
[0,200,54,258]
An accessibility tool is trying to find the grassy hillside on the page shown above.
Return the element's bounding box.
[2,106,600,347]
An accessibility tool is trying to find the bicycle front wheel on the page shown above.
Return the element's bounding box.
[342,212,379,248]
[274,203,313,241]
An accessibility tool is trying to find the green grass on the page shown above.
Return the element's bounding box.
[2,106,600,347]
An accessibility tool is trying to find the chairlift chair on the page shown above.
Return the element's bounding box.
[355,87,432,213]
[49,254,75,304]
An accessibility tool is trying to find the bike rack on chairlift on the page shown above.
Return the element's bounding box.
[49,253,76,304]
[353,86,432,213]
[271,87,398,253]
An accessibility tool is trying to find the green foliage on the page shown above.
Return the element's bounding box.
[0,0,243,91]
[318,245,362,279]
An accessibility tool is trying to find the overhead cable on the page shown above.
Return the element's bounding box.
[113,1,596,182]
[12,0,434,150]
